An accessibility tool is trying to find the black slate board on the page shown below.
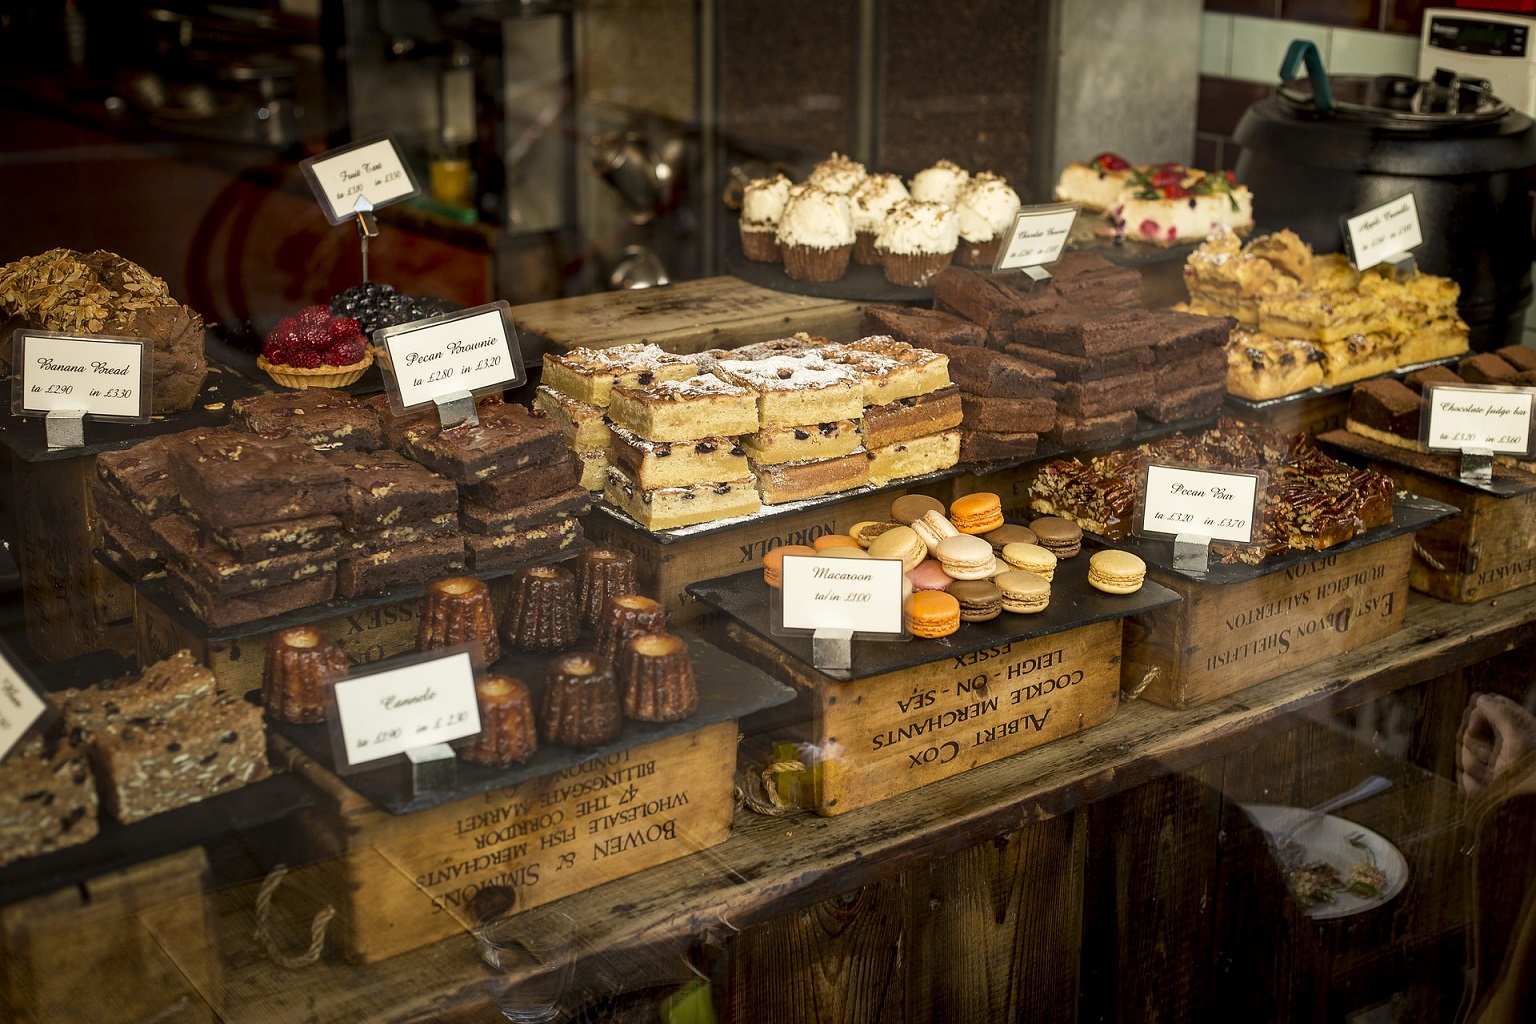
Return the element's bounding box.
[1082,493,1460,586]
[1317,429,1536,499]
[687,564,1181,683]
[724,247,933,302]
[267,628,794,815]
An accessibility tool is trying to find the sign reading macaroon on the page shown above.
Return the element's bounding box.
[780,554,904,633]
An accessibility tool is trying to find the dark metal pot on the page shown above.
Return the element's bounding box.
[1234,59,1536,350]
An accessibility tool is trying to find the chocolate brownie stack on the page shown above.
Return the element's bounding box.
[328,449,465,594]
[93,425,218,581]
[1132,308,1230,424]
[862,303,1053,462]
[161,428,349,628]
[388,401,586,572]
[1007,307,1154,445]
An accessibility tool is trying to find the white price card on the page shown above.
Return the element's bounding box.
[331,649,481,770]
[300,134,420,225]
[11,332,150,421]
[1138,463,1262,543]
[995,203,1078,271]
[376,301,525,412]
[1422,383,1535,455]
[780,555,905,634]
[1343,192,1423,272]
[0,653,47,762]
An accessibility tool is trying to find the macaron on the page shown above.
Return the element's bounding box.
[1000,541,1057,581]
[867,525,927,572]
[933,534,997,581]
[891,493,946,525]
[906,558,953,592]
[950,492,1005,534]
[850,520,902,548]
[995,570,1051,614]
[820,546,872,559]
[911,509,961,551]
[980,523,1038,553]
[1087,549,1148,594]
[904,590,960,638]
[1030,516,1083,559]
[763,544,816,588]
[813,534,861,551]
[948,579,1003,622]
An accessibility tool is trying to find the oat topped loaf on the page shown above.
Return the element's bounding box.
[0,247,209,412]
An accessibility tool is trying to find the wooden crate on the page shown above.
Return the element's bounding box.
[1224,391,1352,440]
[1122,532,1413,710]
[579,490,897,630]
[722,617,1124,816]
[0,846,218,1023]
[13,454,136,661]
[514,275,865,358]
[269,720,739,964]
[1409,481,1536,603]
[135,575,524,699]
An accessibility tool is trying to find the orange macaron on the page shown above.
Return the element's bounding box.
[763,545,816,588]
[950,492,1005,534]
[813,534,861,551]
[904,590,961,638]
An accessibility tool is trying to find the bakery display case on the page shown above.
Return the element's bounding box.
[6,2,1536,1022]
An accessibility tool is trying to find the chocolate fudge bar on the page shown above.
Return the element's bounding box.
[399,403,568,482]
[329,449,459,531]
[168,571,337,630]
[91,693,269,824]
[0,734,98,868]
[463,517,582,572]
[169,430,348,530]
[96,426,218,518]
[465,450,583,507]
[1402,364,1463,394]
[1495,344,1536,374]
[1014,308,1154,357]
[336,533,466,597]
[460,487,592,535]
[1458,352,1519,385]
[859,303,987,348]
[959,394,1056,433]
[1347,378,1423,449]
[924,342,1055,398]
[232,388,384,452]
[153,514,338,596]
[862,385,964,449]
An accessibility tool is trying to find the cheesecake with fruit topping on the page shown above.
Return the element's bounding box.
[1056,152,1254,246]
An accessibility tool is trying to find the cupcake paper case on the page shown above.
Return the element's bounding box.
[776,185,856,283]
[875,199,958,287]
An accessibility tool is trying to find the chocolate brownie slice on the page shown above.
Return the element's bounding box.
[90,479,164,579]
[959,393,1056,433]
[1043,409,1139,447]
[1044,252,1143,308]
[348,513,460,556]
[958,430,1039,463]
[202,514,345,560]
[1142,308,1232,363]
[1151,346,1227,393]
[859,303,987,348]
[463,516,582,572]
[1052,371,1156,418]
[464,450,584,507]
[933,266,1061,333]
[399,403,567,482]
[96,426,218,518]
[460,487,592,536]
[169,430,348,529]
[336,533,466,597]
[328,449,459,531]
[168,571,337,630]
[1137,381,1227,424]
[153,514,338,596]
[1000,342,1147,381]
[924,342,1055,397]
[1014,308,1154,357]
[232,388,384,452]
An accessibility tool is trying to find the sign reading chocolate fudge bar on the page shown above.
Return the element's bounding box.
[376,300,525,412]
[996,203,1078,272]
[1136,463,1263,543]
[1422,383,1536,455]
[301,134,420,225]
[1342,192,1422,272]
[779,555,904,634]
[0,649,47,760]
[11,331,150,422]
[330,648,480,772]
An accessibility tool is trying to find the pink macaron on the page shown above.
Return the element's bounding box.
[906,558,954,591]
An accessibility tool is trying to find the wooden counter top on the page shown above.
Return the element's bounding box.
[201,585,1536,1021]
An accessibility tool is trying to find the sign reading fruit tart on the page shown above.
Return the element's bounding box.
[11,331,150,421]
[330,647,481,773]
[1136,462,1264,544]
[1421,383,1536,456]
[375,300,525,413]
[300,134,420,225]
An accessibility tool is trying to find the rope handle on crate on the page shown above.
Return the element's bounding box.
[735,760,805,816]
[252,864,336,969]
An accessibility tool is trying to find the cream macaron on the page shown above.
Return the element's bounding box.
[932,534,996,581]
[1000,542,1057,582]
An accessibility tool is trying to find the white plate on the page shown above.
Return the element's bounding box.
[1242,803,1410,920]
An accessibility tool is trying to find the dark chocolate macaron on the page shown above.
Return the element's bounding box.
[947,579,1003,622]
[1029,516,1083,559]
[891,493,947,525]
[980,522,1038,554]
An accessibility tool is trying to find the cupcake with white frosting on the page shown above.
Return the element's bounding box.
[808,152,868,196]
[954,172,1021,267]
[909,159,971,207]
[875,199,958,287]
[776,185,856,282]
[739,174,791,263]
[850,173,911,266]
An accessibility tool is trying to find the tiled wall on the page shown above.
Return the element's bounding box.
[1196,1,1430,170]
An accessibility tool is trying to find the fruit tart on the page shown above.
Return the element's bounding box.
[257,304,374,389]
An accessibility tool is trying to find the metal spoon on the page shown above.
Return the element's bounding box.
[1270,774,1393,848]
